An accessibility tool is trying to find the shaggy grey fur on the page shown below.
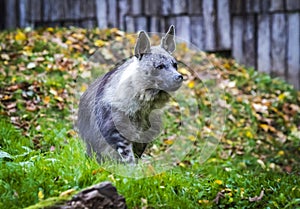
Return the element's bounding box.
[78,26,183,163]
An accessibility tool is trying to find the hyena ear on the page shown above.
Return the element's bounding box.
[161,25,176,54]
[134,31,151,59]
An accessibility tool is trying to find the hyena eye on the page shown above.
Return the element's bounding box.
[156,64,165,70]
[173,63,177,69]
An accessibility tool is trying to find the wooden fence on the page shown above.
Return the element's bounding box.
[1,0,300,89]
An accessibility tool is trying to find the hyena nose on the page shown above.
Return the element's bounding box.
[174,74,183,82]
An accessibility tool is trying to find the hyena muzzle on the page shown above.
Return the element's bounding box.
[78,25,183,164]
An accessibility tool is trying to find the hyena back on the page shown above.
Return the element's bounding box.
[78,26,183,163]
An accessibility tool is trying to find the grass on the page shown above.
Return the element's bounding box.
[0,27,300,208]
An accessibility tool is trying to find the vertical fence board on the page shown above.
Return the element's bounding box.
[65,0,80,20]
[29,0,41,22]
[271,13,286,79]
[130,0,143,15]
[95,0,108,28]
[231,0,245,15]
[269,0,285,12]
[19,0,29,27]
[118,0,128,30]
[257,15,271,74]
[150,16,160,32]
[246,0,260,13]
[5,0,17,29]
[287,13,300,89]
[217,0,231,49]
[175,16,190,43]
[190,16,204,49]
[145,0,161,15]
[50,0,65,21]
[135,16,147,31]
[173,0,187,14]
[161,0,172,15]
[81,0,95,18]
[107,0,118,27]
[232,16,244,64]
[125,16,135,32]
[286,0,300,11]
[188,0,202,15]
[260,0,271,13]
[243,15,256,68]
[203,0,216,50]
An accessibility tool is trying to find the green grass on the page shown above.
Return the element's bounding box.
[0,27,299,208]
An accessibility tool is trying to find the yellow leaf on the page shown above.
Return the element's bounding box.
[178,67,190,75]
[59,189,76,197]
[94,40,106,47]
[164,139,174,145]
[214,180,223,185]
[38,190,44,200]
[277,150,284,156]
[188,135,196,141]
[187,80,195,89]
[47,27,54,32]
[179,162,186,167]
[49,88,58,96]
[43,96,51,104]
[80,84,88,92]
[278,93,285,101]
[259,124,269,132]
[15,30,26,41]
[11,76,16,83]
[245,130,253,138]
[54,96,64,102]
[198,199,209,204]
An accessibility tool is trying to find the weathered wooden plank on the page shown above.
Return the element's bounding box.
[188,0,202,15]
[173,0,187,14]
[81,0,95,18]
[257,15,271,74]
[167,16,176,27]
[271,13,286,79]
[161,0,172,15]
[286,0,300,11]
[130,0,143,15]
[144,0,161,15]
[118,0,128,30]
[232,16,245,64]
[150,16,160,32]
[287,13,300,89]
[19,0,29,27]
[65,0,81,20]
[50,0,65,21]
[95,0,108,28]
[28,0,41,22]
[190,16,204,50]
[269,0,285,12]
[260,0,271,13]
[246,0,260,13]
[5,0,17,28]
[203,0,216,51]
[231,0,245,15]
[81,20,96,29]
[159,17,167,32]
[135,16,147,31]
[107,0,118,27]
[175,16,191,43]
[125,16,135,32]
[43,0,52,21]
[243,15,256,68]
[217,0,231,49]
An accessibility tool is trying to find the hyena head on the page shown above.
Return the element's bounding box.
[133,25,183,92]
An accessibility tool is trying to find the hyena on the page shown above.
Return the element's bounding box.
[78,26,183,163]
